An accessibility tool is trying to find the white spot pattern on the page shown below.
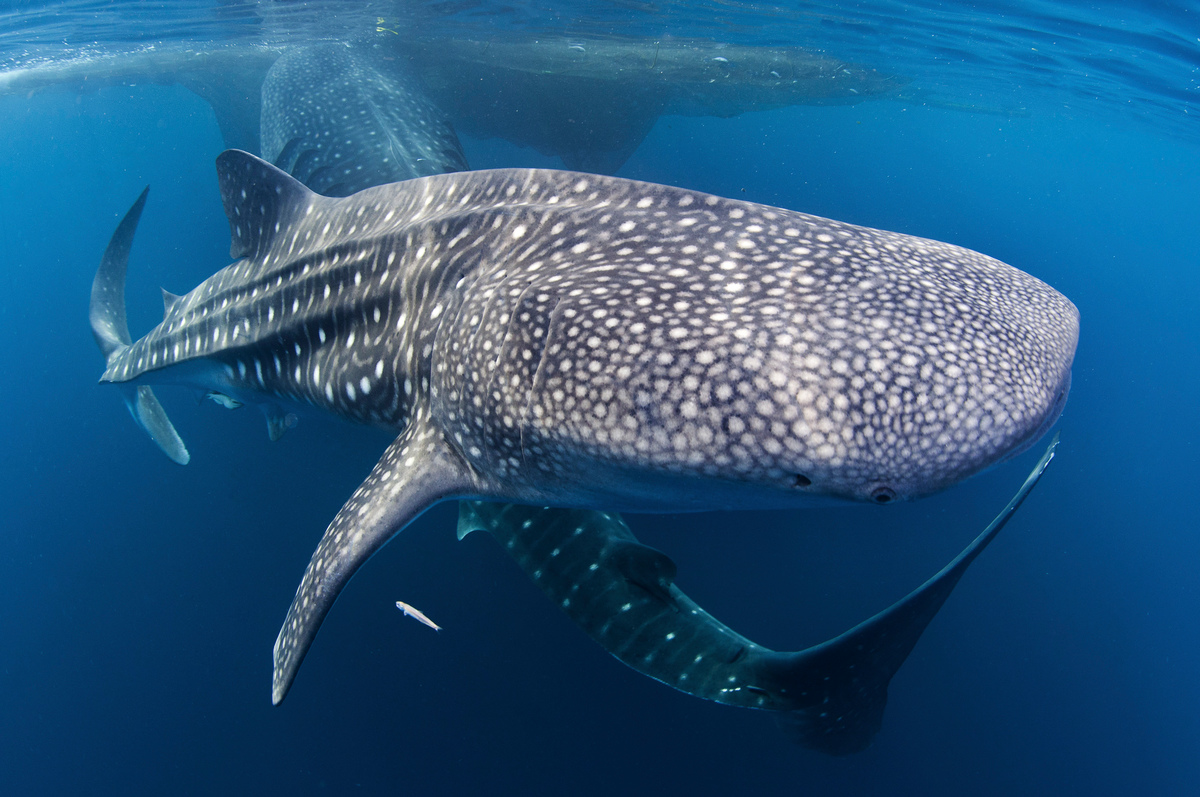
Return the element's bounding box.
[103,161,1076,506]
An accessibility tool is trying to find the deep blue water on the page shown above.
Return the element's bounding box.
[1,2,1198,795]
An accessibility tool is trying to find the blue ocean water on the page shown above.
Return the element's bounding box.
[0,1,1197,794]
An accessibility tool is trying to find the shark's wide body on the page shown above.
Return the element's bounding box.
[93,151,1077,742]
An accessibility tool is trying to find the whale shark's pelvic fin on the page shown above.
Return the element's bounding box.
[89,188,189,465]
[263,404,294,442]
[458,435,1058,754]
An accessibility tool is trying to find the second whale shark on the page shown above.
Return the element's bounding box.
[90,151,1077,749]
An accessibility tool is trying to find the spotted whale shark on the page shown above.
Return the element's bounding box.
[90,151,1077,747]
[260,44,469,197]
[248,57,1064,754]
[2,36,901,174]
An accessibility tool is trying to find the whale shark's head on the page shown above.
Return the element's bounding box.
[437,178,1079,508]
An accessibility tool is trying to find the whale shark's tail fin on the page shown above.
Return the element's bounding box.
[89,188,190,465]
[772,434,1058,754]
[459,436,1058,755]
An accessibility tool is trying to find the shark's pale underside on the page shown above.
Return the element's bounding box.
[90,151,1077,750]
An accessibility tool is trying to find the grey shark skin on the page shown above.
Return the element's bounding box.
[409,35,905,172]
[261,44,469,197]
[89,151,1077,709]
[89,187,190,465]
[459,435,1057,755]
[2,36,900,174]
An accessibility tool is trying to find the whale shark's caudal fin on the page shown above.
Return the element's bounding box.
[89,188,190,465]
[458,435,1058,754]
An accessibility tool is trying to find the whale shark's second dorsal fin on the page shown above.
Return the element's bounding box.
[215,149,315,262]
[161,288,182,317]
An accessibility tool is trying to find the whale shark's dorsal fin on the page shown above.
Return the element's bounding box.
[89,188,189,465]
[215,149,315,261]
[160,288,182,317]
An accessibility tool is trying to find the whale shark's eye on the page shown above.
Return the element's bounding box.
[792,474,812,488]
[871,487,897,504]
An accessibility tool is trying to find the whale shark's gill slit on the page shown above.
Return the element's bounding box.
[273,137,305,174]
[521,295,564,464]
[287,144,324,182]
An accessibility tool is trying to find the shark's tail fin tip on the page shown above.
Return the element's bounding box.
[121,384,190,465]
[775,687,887,755]
[91,189,190,465]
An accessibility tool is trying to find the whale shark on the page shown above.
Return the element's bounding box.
[90,151,1077,747]
[248,55,1063,753]
[260,44,469,196]
[409,34,906,172]
[3,35,901,173]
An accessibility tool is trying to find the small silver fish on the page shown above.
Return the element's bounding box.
[395,601,442,632]
[204,391,242,409]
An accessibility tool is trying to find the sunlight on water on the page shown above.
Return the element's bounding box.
[1,1,1196,140]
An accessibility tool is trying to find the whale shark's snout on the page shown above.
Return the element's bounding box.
[831,290,1078,503]
[989,333,1076,472]
[671,294,1077,508]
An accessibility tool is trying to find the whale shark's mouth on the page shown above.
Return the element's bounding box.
[1000,368,1073,467]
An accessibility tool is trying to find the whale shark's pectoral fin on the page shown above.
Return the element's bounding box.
[459,436,1058,754]
[272,416,475,705]
[457,502,763,700]
[771,433,1059,753]
[608,539,679,608]
[90,187,190,465]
